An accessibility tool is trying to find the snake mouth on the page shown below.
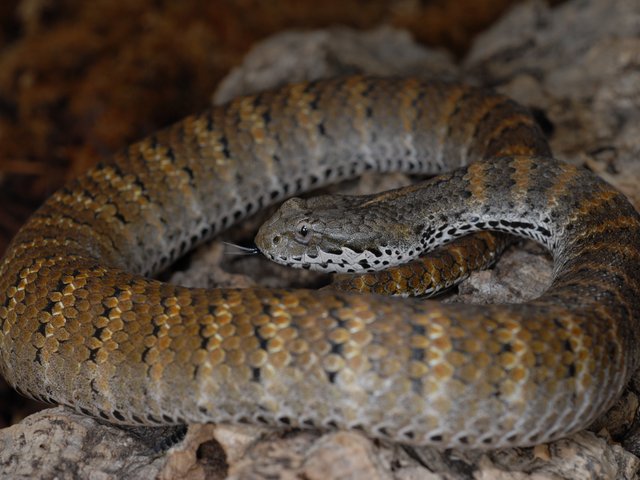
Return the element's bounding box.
[262,249,351,272]
[264,246,405,274]
[267,253,342,271]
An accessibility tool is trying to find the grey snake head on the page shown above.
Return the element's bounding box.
[255,195,425,273]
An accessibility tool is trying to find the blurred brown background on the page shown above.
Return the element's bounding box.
[0,0,564,426]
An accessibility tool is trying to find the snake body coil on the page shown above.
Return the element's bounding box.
[1,77,639,449]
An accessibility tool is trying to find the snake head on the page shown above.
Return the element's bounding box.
[255,197,331,269]
[255,195,421,273]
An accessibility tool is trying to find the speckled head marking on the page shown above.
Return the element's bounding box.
[1,76,640,450]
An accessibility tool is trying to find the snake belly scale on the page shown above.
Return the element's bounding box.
[1,76,639,449]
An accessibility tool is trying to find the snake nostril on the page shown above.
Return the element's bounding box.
[272,235,281,245]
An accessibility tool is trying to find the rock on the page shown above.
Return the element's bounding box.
[0,408,167,478]
[213,26,456,105]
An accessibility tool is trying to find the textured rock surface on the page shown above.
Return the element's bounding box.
[2,0,640,478]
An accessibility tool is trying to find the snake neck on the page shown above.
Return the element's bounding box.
[256,156,634,276]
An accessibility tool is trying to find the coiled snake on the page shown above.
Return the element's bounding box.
[1,77,639,449]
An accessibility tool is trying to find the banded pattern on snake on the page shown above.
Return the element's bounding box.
[1,76,639,449]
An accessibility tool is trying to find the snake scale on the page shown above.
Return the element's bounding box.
[1,76,640,450]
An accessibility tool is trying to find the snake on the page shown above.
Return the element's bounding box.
[1,76,639,450]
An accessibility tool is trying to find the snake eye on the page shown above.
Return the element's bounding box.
[294,222,313,245]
